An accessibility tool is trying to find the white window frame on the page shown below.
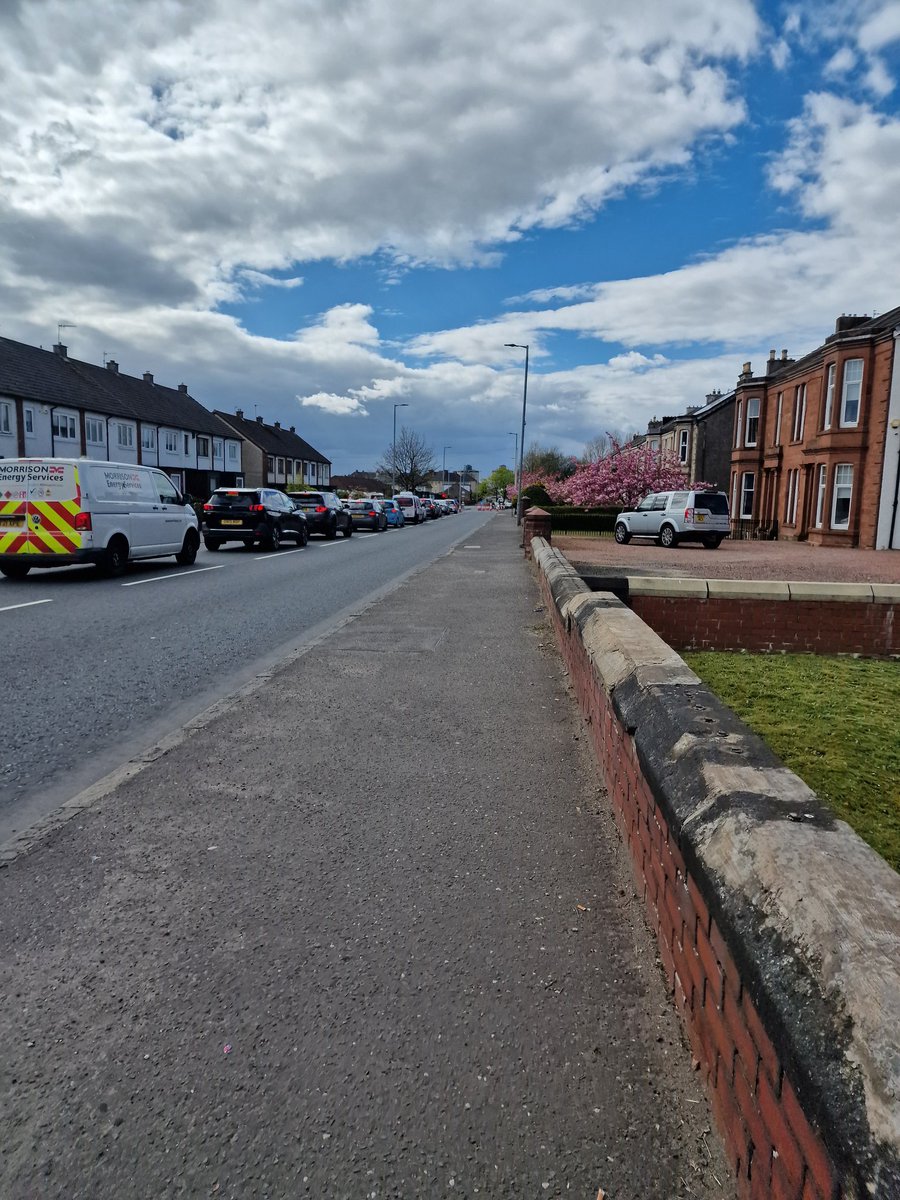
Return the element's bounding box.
[164,430,178,453]
[831,463,853,529]
[814,464,827,528]
[52,412,77,440]
[266,455,275,474]
[785,469,799,525]
[740,472,755,520]
[276,457,285,475]
[116,422,134,449]
[86,417,105,445]
[774,393,783,446]
[197,435,210,457]
[214,438,223,459]
[791,385,806,441]
[24,407,34,435]
[142,427,156,451]
[678,429,689,463]
[840,360,863,427]
[734,400,743,449]
[745,398,760,448]
[228,442,238,461]
[0,401,11,434]
[823,364,835,430]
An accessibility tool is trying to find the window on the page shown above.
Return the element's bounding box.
[745,398,760,447]
[86,417,104,444]
[740,472,755,519]
[142,427,156,451]
[734,400,743,448]
[116,423,134,449]
[197,436,210,457]
[266,455,275,474]
[164,430,178,453]
[154,472,180,505]
[823,364,835,430]
[213,438,223,459]
[831,464,853,528]
[276,457,285,475]
[774,393,783,446]
[678,429,689,463]
[228,442,238,461]
[52,412,77,440]
[840,360,863,426]
[785,469,799,525]
[0,401,11,434]
[184,433,190,455]
[24,407,34,435]
[814,464,827,528]
[791,385,806,441]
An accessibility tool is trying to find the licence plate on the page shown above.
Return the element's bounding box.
[0,517,23,527]
[695,514,705,523]
[221,519,243,526]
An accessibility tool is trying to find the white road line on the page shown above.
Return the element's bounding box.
[355,533,379,539]
[122,565,226,587]
[253,547,307,561]
[0,598,53,613]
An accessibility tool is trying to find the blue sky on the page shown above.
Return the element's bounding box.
[1,0,899,478]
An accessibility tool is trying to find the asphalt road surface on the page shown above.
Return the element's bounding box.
[0,510,494,843]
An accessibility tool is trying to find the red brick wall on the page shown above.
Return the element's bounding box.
[542,576,841,1199]
[629,596,898,656]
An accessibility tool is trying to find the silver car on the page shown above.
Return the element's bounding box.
[614,489,730,549]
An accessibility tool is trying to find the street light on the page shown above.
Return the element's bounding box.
[442,445,452,486]
[392,403,409,497]
[504,343,529,524]
[507,430,519,499]
[457,467,465,508]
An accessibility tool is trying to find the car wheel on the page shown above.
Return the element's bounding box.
[175,531,200,566]
[99,535,129,577]
[703,534,723,549]
[659,524,678,549]
[267,523,282,551]
[325,517,338,540]
[203,537,221,551]
[614,522,631,545]
[0,561,31,579]
[343,521,353,537]
[297,524,309,547]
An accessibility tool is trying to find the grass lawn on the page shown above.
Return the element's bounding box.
[683,652,900,873]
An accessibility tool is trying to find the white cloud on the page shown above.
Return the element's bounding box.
[299,392,369,417]
[858,3,900,53]
[240,270,304,290]
[770,39,791,70]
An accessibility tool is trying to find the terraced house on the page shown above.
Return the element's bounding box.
[0,336,243,498]
[729,307,900,549]
[213,409,331,490]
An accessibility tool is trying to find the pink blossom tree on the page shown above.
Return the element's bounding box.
[559,437,692,508]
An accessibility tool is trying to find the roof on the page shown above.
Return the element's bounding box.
[0,336,239,440]
[214,410,330,465]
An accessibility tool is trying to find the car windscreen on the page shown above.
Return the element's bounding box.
[208,491,257,509]
[694,492,729,514]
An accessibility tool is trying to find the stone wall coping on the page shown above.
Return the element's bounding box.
[531,536,900,1194]
[787,580,875,602]
[706,578,792,600]
[626,576,710,598]
[870,583,900,604]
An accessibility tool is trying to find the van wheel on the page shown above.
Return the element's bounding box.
[614,522,631,545]
[703,535,723,549]
[99,536,129,577]
[176,531,200,566]
[0,562,31,579]
[659,524,678,549]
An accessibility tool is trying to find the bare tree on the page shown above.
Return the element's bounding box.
[375,426,437,493]
[522,443,576,478]
[583,431,625,462]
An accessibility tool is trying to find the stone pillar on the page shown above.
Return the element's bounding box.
[523,506,551,558]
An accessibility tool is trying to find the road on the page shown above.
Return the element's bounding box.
[0,509,495,842]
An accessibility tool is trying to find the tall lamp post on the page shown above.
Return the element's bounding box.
[442,445,452,487]
[504,343,529,524]
[392,403,409,496]
[507,430,519,501]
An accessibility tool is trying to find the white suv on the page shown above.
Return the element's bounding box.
[614,489,730,549]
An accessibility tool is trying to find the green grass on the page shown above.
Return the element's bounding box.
[683,653,900,872]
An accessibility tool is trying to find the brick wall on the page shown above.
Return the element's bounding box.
[533,539,900,1199]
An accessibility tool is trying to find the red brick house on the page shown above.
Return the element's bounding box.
[729,307,900,548]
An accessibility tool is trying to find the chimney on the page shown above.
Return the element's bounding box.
[781,349,788,360]
[256,415,264,423]
[177,383,187,394]
[685,405,699,415]
[274,421,281,429]
[705,389,722,406]
[740,361,752,380]
[53,343,67,357]
[289,425,296,433]
[106,359,119,373]
[235,408,244,419]
[768,349,776,363]
[143,371,154,384]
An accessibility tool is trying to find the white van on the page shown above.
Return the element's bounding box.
[0,458,200,579]
[395,492,425,524]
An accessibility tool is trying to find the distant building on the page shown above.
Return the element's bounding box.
[629,391,736,493]
[0,336,242,496]
[330,470,384,494]
[213,409,331,489]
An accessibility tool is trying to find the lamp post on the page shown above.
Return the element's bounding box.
[504,344,529,524]
[507,430,519,501]
[458,467,465,508]
[442,445,452,487]
[392,403,409,496]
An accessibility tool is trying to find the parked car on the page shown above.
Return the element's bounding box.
[0,457,200,579]
[395,493,425,524]
[203,487,308,551]
[288,490,352,539]
[614,489,730,549]
[381,499,405,528]
[420,498,438,520]
[346,498,387,531]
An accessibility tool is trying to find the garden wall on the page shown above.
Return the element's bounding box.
[531,537,900,1199]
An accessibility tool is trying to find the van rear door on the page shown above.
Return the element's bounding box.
[0,460,83,559]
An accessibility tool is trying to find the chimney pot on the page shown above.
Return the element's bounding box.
[106,359,119,373]
[274,421,281,429]
[256,415,264,423]
[177,382,187,394]
[742,361,752,376]
[290,425,295,433]
[781,349,788,360]
[143,371,154,384]
[769,349,776,360]
[235,408,244,419]
[53,343,67,357]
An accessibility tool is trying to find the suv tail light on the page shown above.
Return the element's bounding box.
[250,504,266,512]
[74,511,92,531]
[315,505,327,513]
[684,507,694,522]
[203,503,214,511]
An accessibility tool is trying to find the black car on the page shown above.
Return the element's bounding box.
[288,491,353,539]
[346,498,387,530]
[203,487,308,551]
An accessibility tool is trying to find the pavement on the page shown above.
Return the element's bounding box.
[555,534,900,583]
[0,515,732,1200]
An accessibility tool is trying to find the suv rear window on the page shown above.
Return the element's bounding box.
[348,500,372,509]
[208,490,258,508]
[694,492,729,514]
[292,493,324,505]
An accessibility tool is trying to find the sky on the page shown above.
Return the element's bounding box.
[1,0,899,480]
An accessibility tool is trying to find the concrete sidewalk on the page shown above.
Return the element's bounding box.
[0,516,731,1199]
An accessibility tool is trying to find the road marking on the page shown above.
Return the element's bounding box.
[122,565,226,587]
[463,545,481,549]
[253,547,307,561]
[0,598,53,613]
[319,541,347,549]
[355,533,378,539]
